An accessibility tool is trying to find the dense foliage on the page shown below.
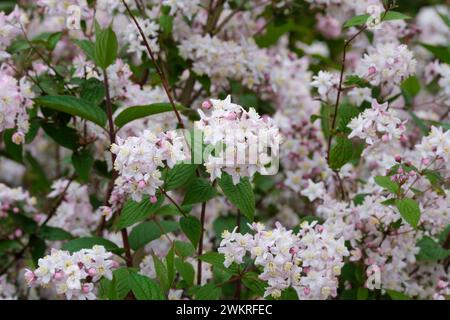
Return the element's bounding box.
[0,0,450,300]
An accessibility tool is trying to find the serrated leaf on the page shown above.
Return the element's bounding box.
[36,95,107,127]
[182,178,217,205]
[39,226,73,241]
[61,237,120,253]
[116,195,164,230]
[374,176,399,194]
[164,164,197,191]
[218,174,255,221]
[129,220,179,251]
[114,103,185,128]
[94,26,118,69]
[129,271,165,300]
[180,216,202,249]
[195,283,220,300]
[174,240,195,259]
[242,272,266,297]
[329,136,353,170]
[80,78,105,106]
[175,258,195,285]
[72,149,94,182]
[395,198,421,228]
[74,39,95,61]
[416,236,450,261]
[152,254,169,292]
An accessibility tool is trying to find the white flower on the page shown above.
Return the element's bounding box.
[301,179,325,202]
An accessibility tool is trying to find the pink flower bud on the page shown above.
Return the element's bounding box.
[422,158,430,166]
[111,260,120,269]
[395,155,402,162]
[150,195,158,204]
[226,112,237,121]
[82,284,91,294]
[88,268,96,277]
[53,271,64,281]
[13,207,19,213]
[138,180,146,188]
[201,100,212,110]
[303,287,311,295]
[368,66,377,75]
[398,168,404,174]
[14,228,22,238]
[381,134,390,142]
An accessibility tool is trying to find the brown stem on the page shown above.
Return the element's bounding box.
[235,209,242,299]
[197,201,207,285]
[121,0,184,128]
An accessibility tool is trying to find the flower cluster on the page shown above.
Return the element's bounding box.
[25,245,118,300]
[347,99,407,146]
[0,71,35,144]
[196,95,281,184]
[179,35,269,89]
[0,183,37,219]
[111,130,186,203]
[357,43,417,87]
[219,221,349,299]
[416,126,450,170]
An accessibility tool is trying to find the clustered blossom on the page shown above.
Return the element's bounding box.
[219,221,349,299]
[179,35,269,89]
[46,180,99,237]
[347,99,407,146]
[416,126,450,170]
[25,246,118,300]
[0,71,35,144]
[196,95,281,184]
[357,43,417,87]
[0,183,37,219]
[111,130,186,203]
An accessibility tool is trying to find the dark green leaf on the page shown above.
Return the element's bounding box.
[36,95,107,127]
[416,236,450,261]
[129,220,179,251]
[182,178,217,205]
[61,237,120,253]
[374,176,400,194]
[395,198,421,228]
[218,174,255,221]
[164,164,197,191]
[329,136,353,170]
[180,216,202,249]
[129,271,165,300]
[72,149,94,182]
[116,195,164,230]
[114,103,185,128]
[94,26,118,69]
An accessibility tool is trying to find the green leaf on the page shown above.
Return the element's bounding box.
[242,272,266,297]
[107,268,132,300]
[129,220,179,251]
[72,149,94,182]
[42,123,79,150]
[421,44,450,65]
[116,195,164,230]
[195,283,221,300]
[386,290,410,300]
[47,32,62,51]
[39,226,73,241]
[344,14,369,28]
[114,103,185,128]
[174,240,195,259]
[129,272,165,300]
[80,78,105,106]
[175,258,195,285]
[94,26,118,69]
[218,174,255,221]
[182,178,217,205]
[337,103,360,132]
[166,246,175,286]
[383,11,412,22]
[74,39,96,61]
[344,11,410,28]
[401,76,421,105]
[374,176,399,194]
[199,252,225,266]
[164,164,197,191]
[344,75,371,88]
[152,254,169,292]
[416,236,450,261]
[255,20,294,48]
[61,237,120,253]
[395,198,421,228]
[30,236,46,265]
[357,287,369,300]
[180,216,202,249]
[329,136,353,170]
[36,95,107,127]
[0,240,21,256]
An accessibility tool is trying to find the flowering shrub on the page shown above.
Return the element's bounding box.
[0,0,449,301]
